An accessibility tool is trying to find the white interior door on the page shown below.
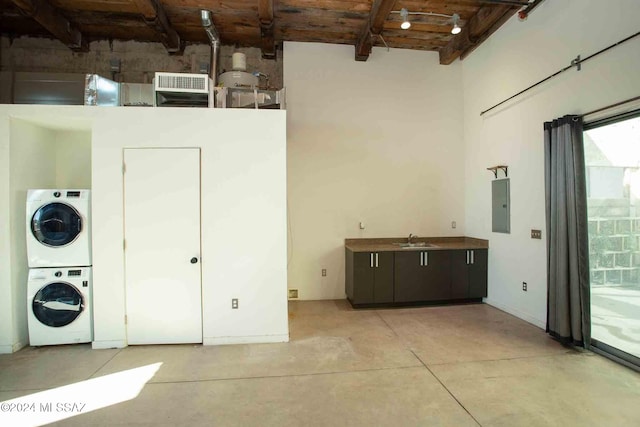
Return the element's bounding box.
[124,148,202,344]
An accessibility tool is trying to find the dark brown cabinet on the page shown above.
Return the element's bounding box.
[346,247,488,307]
[345,250,394,305]
[451,249,488,299]
[394,250,451,302]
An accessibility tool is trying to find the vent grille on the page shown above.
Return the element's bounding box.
[156,73,208,92]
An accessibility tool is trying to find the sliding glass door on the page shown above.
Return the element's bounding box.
[584,115,640,364]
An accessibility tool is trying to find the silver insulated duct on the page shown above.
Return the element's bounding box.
[201,10,220,86]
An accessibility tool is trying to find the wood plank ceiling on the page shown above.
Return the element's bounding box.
[0,0,536,64]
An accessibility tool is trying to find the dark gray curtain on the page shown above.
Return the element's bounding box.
[544,115,591,348]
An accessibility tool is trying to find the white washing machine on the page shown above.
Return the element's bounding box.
[27,267,93,346]
[26,189,92,268]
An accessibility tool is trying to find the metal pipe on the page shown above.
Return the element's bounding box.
[391,10,455,19]
[479,0,530,6]
[200,10,220,86]
[201,10,212,27]
[210,42,219,87]
[522,0,545,14]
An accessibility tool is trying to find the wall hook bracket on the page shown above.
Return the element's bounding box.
[571,54,581,71]
[487,165,508,179]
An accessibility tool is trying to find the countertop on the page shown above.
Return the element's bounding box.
[345,237,489,252]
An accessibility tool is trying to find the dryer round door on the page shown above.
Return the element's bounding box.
[31,202,82,247]
[32,282,85,327]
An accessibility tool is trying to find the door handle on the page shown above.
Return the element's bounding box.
[370,253,374,268]
[420,252,424,266]
[466,250,469,265]
[375,253,379,268]
[424,252,428,266]
[190,257,199,264]
[471,250,474,264]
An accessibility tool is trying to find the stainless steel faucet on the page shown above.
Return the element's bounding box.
[408,233,417,243]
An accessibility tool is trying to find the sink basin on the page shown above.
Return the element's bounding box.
[395,242,436,249]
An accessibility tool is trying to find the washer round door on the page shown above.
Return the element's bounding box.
[31,202,82,247]
[32,282,85,327]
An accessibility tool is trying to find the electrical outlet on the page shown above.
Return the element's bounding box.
[451,221,457,229]
[232,298,238,309]
[288,289,298,299]
[322,269,327,277]
[531,229,542,239]
[522,282,527,291]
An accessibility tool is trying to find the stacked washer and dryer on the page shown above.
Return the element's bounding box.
[26,189,93,346]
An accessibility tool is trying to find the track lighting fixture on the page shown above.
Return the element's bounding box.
[400,8,411,30]
[451,13,461,34]
[393,9,462,35]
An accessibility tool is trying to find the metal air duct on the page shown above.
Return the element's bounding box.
[200,10,220,86]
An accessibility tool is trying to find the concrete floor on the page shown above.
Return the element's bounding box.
[1,301,640,427]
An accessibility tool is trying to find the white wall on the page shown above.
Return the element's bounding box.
[9,119,58,351]
[1,118,90,353]
[0,115,9,353]
[461,0,640,327]
[284,42,465,300]
[55,130,92,189]
[91,108,288,347]
[0,105,288,351]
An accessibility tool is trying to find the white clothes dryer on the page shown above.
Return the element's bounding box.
[27,267,93,346]
[26,189,92,268]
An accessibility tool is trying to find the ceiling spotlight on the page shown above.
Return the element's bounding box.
[451,13,461,34]
[400,8,411,30]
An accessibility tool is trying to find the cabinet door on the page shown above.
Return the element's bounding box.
[450,250,470,299]
[353,252,375,304]
[374,252,394,303]
[422,250,452,301]
[468,249,488,298]
[394,251,423,302]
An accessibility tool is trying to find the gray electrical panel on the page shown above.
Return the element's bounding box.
[492,178,510,233]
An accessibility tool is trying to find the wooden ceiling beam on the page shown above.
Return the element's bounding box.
[459,6,519,60]
[355,0,398,61]
[258,0,276,59]
[10,0,88,51]
[131,0,182,53]
[438,4,518,65]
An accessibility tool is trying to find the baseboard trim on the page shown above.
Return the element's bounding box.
[484,299,546,329]
[203,334,289,346]
[92,340,127,350]
[0,341,27,354]
[12,341,27,353]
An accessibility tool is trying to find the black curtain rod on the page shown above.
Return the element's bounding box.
[580,95,640,118]
[480,30,640,116]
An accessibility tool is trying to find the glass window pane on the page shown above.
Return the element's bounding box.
[585,116,640,360]
[31,202,82,247]
[32,282,84,327]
